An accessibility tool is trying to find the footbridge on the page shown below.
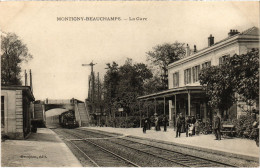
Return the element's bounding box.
[33,98,91,127]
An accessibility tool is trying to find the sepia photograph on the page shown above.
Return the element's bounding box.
[0,1,259,167]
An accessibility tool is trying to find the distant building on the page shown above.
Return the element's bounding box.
[1,86,35,139]
[138,27,259,125]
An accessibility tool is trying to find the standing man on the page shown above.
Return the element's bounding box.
[163,115,168,132]
[143,116,148,133]
[176,113,184,137]
[213,112,221,140]
[155,115,159,131]
[147,117,151,130]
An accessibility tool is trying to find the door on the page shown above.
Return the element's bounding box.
[196,103,200,119]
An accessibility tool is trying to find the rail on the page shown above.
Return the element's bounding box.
[61,128,238,167]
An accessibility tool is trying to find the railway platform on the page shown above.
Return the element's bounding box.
[82,126,259,161]
[1,128,82,167]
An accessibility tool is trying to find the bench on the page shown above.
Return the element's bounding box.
[221,124,236,138]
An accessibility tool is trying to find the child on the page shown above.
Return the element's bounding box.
[188,123,194,137]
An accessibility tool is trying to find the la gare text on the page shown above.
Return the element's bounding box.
[56,17,148,22]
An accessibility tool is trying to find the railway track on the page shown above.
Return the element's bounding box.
[52,129,140,167]
[75,128,259,166]
[54,128,241,167]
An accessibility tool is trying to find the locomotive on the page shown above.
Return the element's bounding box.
[59,110,79,128]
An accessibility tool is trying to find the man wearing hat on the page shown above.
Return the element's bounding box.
[213,112,221,140]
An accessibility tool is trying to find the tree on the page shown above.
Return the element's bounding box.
[103,59,153,122]
[103,62,119,118]
[1,33,32,85]
[116,59,152,114]
[143,75,164,94]
[146,42,185,90]
[227,49,259,106]
[199,65,235,116]
[199,49,259,115]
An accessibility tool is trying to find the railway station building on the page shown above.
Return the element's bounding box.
[1,86,35,139]
[138,26,259,126]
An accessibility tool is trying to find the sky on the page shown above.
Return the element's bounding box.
[0,1,259,101]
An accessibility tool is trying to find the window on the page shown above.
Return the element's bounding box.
[219,55,230,65]
[184,68,191,85]
[192,65,200,83]
[173,72,179,87]
[1,96,4,126]
[202,61,211,69]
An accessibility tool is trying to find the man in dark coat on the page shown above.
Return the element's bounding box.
[147,117,151,130]
[143,117,148,133]
[162,115,168,132]
[213,112,221,140]
[176,113,185,137]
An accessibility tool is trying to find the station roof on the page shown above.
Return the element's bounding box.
[1,85,35,101]
[168,26,259,69]
[137,86,204,100]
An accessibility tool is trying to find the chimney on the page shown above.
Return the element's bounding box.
[29,69,33,92]
[185,44,190,57]
[228,29,240,37]
[25,70,27,86]
[194,45,197,53]
[208,34,214,47]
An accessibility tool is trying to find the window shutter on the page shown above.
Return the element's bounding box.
[177,72,179,87]
[189,69,191,84]
[184,70,187,85]
[198,65,201,82]
[192,67,195,83]
[173,73,175,87]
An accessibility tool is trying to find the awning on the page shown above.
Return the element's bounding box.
[137,86,205,100]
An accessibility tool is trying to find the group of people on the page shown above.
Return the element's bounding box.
[142,114,168,133]
[142,112,259,146]
[176,112,222,140]
[176,113,198,138]
[142,112,222,141]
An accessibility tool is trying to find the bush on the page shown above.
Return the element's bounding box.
[233,112,258,139]
[107,116,140,128]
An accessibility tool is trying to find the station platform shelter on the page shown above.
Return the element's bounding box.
[137,86,231,126]
[1,86,35,139]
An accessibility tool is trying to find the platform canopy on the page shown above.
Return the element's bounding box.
[137,86,205,101]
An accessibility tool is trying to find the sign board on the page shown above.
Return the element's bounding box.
[118,108,124,112]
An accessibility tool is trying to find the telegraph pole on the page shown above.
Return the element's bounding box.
[82,61,97,102]
[82,61,99,125]
[24,70,28,86]
[97,72,100,102]
[29,69,33,92]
